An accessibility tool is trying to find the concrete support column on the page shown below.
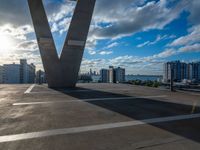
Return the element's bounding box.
[28,0,96,88]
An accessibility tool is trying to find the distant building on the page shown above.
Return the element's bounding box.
[36,70,46,84]
[188,62,200,81]
[115,67,125,83]
[0,66,4,83]
[100,66,125,83]
[100,69,109,83]
[20,59,36,83]
[28,63,36,83]
[88,68,98,76]
[3,64,20,84]
[109,66,115,83]
[1,59,36,84]
[164,61,200,83]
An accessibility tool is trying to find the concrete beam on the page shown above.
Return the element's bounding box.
[28,0,96,88]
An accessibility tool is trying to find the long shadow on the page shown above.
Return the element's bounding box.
[53,86,200,143]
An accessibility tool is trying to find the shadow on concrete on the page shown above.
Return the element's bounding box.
[52,86,200,143]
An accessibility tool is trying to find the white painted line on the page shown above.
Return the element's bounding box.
[13,95,167,106]
[25,88,154,94]
[24,84,35,94]
[28,89,93,94]
[0,113,200,143]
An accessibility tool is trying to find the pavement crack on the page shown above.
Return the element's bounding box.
[135,137,184,149]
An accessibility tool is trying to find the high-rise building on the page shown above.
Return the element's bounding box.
[115,67,125,83]
[90,68,92,76]
[1,59,36,84]
[164,61,200,83]
[20,59,36,83]
[100,69,109,83]
[3,64,20,84]
[109,66,114,83]
[20,59,28,83]
[0,66,4,83]
[188,62,200,81]
[28,63,36,83]
[100,66,125,83]
[36,70,46,84]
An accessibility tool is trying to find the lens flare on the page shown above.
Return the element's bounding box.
[0,34,14,54]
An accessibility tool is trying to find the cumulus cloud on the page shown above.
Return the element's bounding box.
[16,40,38,51]
[187,0,200,25]
[0,24,33,40]
[89,0,188,40]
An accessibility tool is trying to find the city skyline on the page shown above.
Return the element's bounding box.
[0,0,200,75]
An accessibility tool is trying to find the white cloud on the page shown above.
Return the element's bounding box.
[137,34,176,48]
[106,42,119,49]
[89,0,188,40]
[16,40,38,51]
[81,47,179,75]
[170,25,200,47]
[99,50,113,55]
[137,41,150,48]
[0,24,33,40]
[178,43,200,53]
[151,48,177,59]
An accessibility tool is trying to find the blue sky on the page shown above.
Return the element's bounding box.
[0,0,200,75]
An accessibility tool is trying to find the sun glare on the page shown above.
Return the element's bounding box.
[0,34,14,53]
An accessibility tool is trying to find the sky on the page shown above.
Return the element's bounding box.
[0,0,200,75]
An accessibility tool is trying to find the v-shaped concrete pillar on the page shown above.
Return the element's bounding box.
[28,0,96,88]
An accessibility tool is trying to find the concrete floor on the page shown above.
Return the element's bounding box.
[0,83,200,149]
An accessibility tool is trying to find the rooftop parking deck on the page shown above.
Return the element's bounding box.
[0,83,200,150]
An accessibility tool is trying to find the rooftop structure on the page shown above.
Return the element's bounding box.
[28,0,96,88]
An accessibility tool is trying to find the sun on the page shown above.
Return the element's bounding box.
[0,34,14,53]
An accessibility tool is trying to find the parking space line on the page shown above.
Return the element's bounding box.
[13,95,167,106]
[28,89,93,94]
[24,84,35,94]
[0,113,199,143]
